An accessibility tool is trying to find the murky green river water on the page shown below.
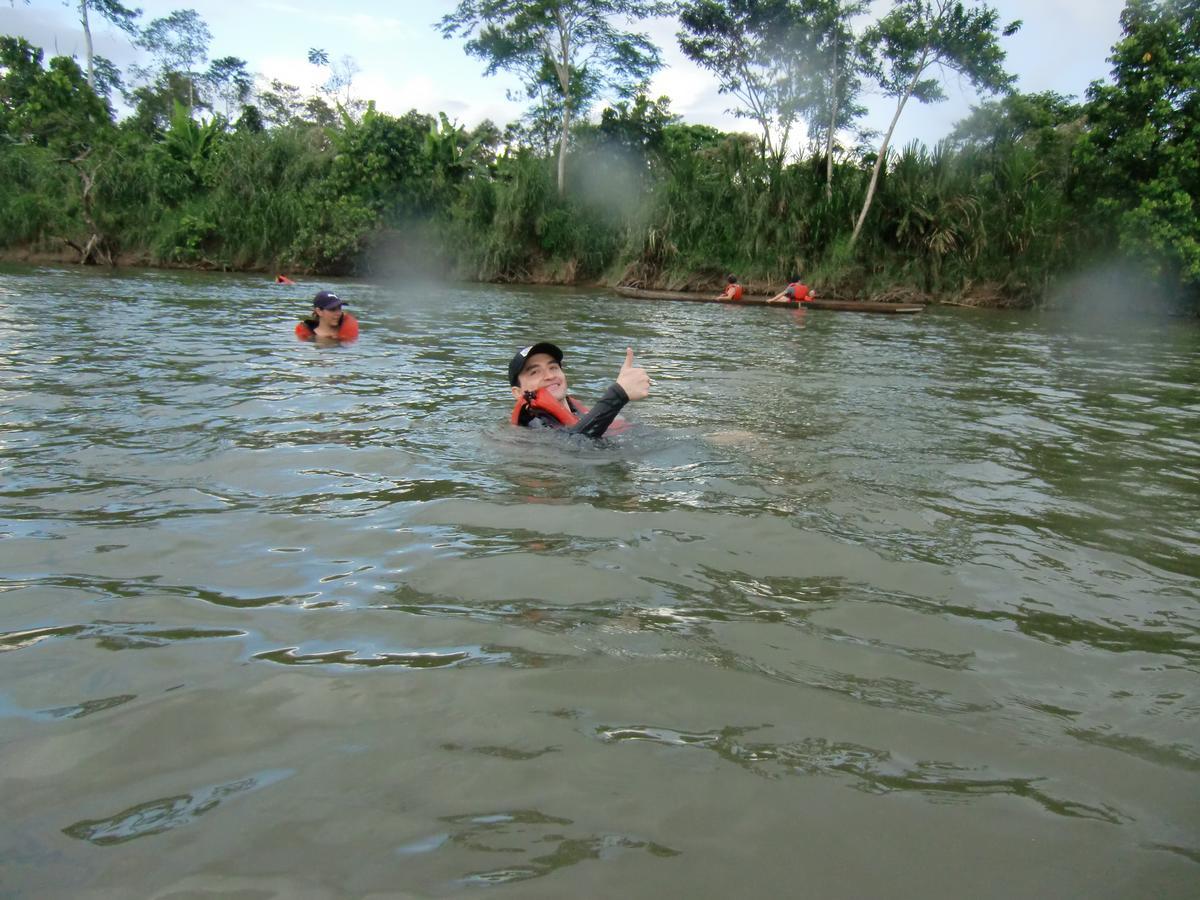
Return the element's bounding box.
[1,265,1197,897]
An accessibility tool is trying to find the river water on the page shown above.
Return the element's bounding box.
[1,265,1197,898]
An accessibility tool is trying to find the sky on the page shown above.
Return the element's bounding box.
[4,0,1127,149]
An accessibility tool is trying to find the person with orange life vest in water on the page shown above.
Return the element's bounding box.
[509,342,650,438]
[768,274,815,304]
[295,290,359,341]
[718,274,744,301]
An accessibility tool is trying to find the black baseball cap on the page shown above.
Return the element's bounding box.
[508,342,563,385]
[313,290,347,310]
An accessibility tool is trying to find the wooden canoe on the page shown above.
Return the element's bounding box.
[613,285,923,314]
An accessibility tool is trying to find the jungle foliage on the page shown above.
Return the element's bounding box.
[1,0,1197,312]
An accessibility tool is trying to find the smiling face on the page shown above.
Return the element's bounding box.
[314,303,344,326]
[511,352,569,402]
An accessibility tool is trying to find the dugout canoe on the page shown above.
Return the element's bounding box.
[613,285,923,314]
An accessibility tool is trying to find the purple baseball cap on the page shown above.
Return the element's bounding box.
[312,290,347,310]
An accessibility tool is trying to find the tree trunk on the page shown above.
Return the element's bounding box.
[79,0,95,92]
[550,12,572,197]
[549,11,576,196]
[69,151,114,266]
[825,38,838,202]
[850,83,914,246]
[557,103,569,197]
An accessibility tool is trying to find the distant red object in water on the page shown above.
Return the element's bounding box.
[275,275,296,284]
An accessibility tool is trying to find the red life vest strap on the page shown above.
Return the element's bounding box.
[510,388,586,426]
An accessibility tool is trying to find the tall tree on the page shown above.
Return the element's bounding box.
[90,53,124,102]
[203,56,252,119]
[803,0,872,199]
[309,48,363,114]
[439,0,669,196]
[1074,0,1200,294]
[9,1,141,93]
[70,0,142,93]
[948,89,1081,175]
[0,35,110,150]
[850,0,1019,245]
[135,8,211,113]
[258,79,303,128]
[0,36,117,263]
[677,0,817,164]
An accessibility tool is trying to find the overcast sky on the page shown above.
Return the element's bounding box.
[5,0,1127,148]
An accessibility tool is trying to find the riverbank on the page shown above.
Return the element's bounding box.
[0,245,1033,309]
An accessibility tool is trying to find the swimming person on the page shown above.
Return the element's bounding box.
[295,290,359,341]
[509,342,649,438]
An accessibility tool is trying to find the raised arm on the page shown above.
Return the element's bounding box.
[564,348,650,438]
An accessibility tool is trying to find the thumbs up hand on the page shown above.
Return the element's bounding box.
[616,347,650,401]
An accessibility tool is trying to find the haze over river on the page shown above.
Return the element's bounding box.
[1,266,1197,898]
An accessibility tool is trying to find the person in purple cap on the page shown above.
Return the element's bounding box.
[295,290,359,341]
[508,342,649,437]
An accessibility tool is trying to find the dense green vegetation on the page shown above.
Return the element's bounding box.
[1,0,1197,311]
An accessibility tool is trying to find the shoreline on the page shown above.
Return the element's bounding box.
[0,246,1027,309]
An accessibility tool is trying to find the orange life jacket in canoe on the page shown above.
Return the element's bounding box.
[787,282,812,302]
[295,312,359,341]
[725,284,744,300]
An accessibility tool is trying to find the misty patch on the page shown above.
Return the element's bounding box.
[571,145,646,225]
[1045,261,1183,320]
[361,221,452,282]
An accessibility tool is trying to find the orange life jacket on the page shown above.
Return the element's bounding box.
[510,387,587,426]
[295,312,359,341]
[726,284,744,300]
[789,282,812,302]
[276,275,297,284]
[510,386,634,435]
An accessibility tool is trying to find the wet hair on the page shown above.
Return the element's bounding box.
[727,274,738,283]
[789,274,800,283]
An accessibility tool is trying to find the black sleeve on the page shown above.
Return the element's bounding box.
[565,383,629,438]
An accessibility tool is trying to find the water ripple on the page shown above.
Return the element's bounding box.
[62,769,294,845]
[596,724,1128,824]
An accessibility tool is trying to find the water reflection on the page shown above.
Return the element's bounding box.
[596,724,1127,824]
[0,692,136,721]
[0,622,245,652]
[395,810,680,887]
[252,644,518,669]
[440,742,560,760]
[62,769,293,845]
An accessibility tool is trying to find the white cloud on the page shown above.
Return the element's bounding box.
[254,53,323,93]
[316,11,417,44]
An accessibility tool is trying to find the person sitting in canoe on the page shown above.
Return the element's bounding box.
[718,275,744,301]
[509,342,649,438]
[295,290,359,341]
[768,275,815,304]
